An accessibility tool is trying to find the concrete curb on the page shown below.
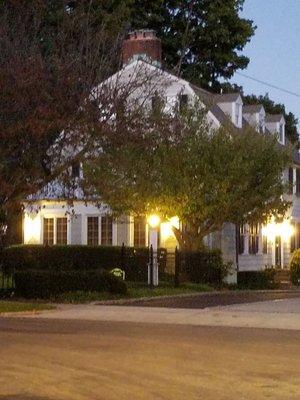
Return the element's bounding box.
[94,288,300,306]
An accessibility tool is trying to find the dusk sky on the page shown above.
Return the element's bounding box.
[231,0,300,127]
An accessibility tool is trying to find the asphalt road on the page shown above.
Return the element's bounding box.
[119,289,300,308]
[0,318,299,400]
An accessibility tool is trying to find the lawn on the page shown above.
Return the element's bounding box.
[53,282,213,303]
[0,301,55,314]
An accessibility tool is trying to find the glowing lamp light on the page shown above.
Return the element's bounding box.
[24,213,41,244]
[262,219,294,242]
[147,214,161,229]
[161,216,180,239]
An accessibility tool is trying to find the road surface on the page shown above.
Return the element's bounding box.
[0,317,299,400]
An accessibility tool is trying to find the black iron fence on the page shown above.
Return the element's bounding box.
[0,265,15,297]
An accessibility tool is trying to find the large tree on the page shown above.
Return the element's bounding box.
[0,0,131,244]
[130,0,256,89]
[84,103,291,250]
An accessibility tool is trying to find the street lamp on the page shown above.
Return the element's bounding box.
[147,214,161,287]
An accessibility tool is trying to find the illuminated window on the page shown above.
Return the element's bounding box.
[87,217,99,246]
[43,218,54,245]
[56,218,67,245]
[134,217,146,247]
[101,216,113,246]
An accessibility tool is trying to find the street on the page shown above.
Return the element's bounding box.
[0,316,300,400]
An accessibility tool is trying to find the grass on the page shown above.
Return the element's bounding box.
[52,281,213,303]
[0,301,55,314]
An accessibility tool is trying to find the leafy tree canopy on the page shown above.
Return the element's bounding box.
[84,102,291,250]
[130,0,256,90]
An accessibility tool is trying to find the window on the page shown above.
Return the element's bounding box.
[87,217,99,246]
[290,222,296,254]
[238,225,246,255]
[262,234,268,254]
[71,162,80,178]
[179,94,188,113]
[43,218,54,245]
[235,104,241,126]
[56,218,67,245]
[296,169,300,196]
[279,124,284,143]
[151,94,164,114]
[249,223,259,254]
[134,217,146,247]
[288,167,294,194]
[101,216,113,246]
[296,222,300,249]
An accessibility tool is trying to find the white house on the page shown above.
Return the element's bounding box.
[23,30,299,272]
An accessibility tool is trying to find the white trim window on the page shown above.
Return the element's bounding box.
[249,223,259,254]
[134,216,146,247]
[101,216,113,246]
[87,216,99,246]
[43,217,67,245]
[43,218,54,245]
[56,218,68,245]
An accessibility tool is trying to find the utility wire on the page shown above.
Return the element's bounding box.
[236,72,300,99]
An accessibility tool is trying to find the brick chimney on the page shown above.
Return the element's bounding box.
[122,30,162,67]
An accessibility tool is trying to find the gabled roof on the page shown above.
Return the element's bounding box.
[243,104,264,114]
[265,114,284,123]
[214,92,241,103]
[209,104,229,124]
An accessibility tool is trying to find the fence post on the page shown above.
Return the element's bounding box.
[121,242,125,270]
[174,246,180,287]
[149,245,154,288]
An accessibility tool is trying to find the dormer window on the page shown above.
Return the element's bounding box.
[71,162,81,178]
[235,103,241,126]
[279,123,284,143]
[179,94,188,113]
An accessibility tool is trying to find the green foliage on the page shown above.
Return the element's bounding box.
[177,248,227,286]
[3,245,167,282]
[14,270,127,299]
[244,93,299,145]
[85,103,291,250]
[237,269,277,290]
[130,0,256,89]
[0,301,54,314]
[289,249,300,285]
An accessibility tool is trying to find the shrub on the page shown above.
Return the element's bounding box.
[178,249,228,286]
[290,249,300,285]
[237,268,277,290]
[2,245,167,282]
[14,270,127,299]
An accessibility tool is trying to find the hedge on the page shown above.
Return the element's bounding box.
[290,249,300,285]
[237,269,277,290]
[177,249,227,286]
[2,245,167,282]
[14,270,127,299]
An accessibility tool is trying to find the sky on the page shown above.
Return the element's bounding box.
[230,0,300,126]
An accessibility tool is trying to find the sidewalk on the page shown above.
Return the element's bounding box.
[10,297,300,331]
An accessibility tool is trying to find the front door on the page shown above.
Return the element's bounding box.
[275,235,282,267]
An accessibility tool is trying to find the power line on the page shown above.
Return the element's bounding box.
[236,72,300,99]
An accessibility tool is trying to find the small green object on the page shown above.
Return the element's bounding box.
[110,268,125,280]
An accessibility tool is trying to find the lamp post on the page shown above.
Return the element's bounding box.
[147,214,160,287]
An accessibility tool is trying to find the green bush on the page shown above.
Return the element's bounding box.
[290,249,300,285]
[2,245,167,282]
[14,270,127,299]
[178,249,228,286]
[237,269,277,290]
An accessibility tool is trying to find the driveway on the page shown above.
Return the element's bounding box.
[0,318,300,400]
